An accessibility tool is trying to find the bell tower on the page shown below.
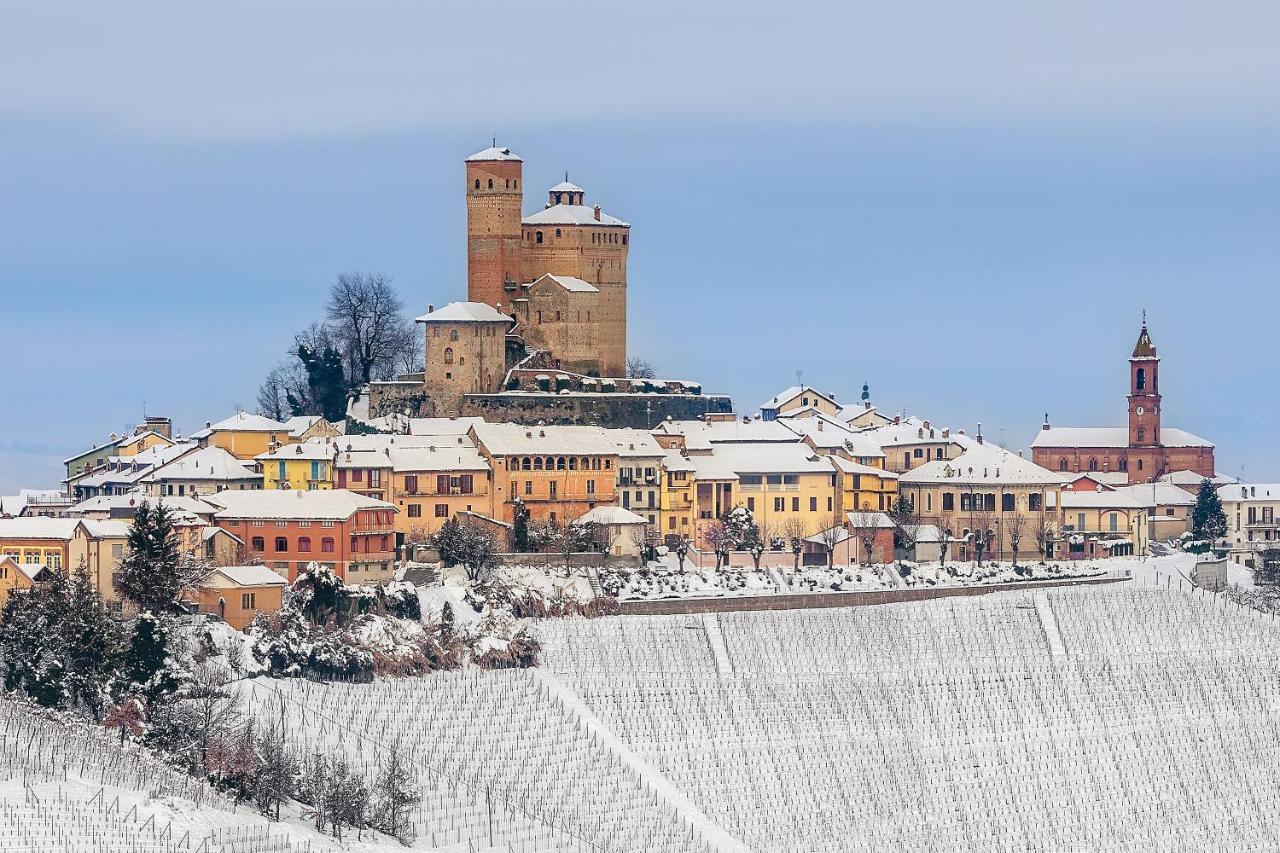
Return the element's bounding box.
[1127,316,1161,447]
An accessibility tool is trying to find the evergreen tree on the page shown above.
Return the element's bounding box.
[512,498,530,552]
[122,613,180,705]
[115,501,185,613]
[1191,479,1228,542]
[61,563,125,720]
[290,344,348,422]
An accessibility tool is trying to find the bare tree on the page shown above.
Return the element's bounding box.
[674,537,690,573]
[816,515,844,569]
[326,272,416,385]
[1005,509,1029,569]
[704,520,734,570]
[373,738,421,844]
[966,490,997,567]
[1033,509,1057,563]
[256,364,293,421]
[780,517,807,571]
[746,521,772,570]
[625,357,657,379]
[850,511,881,566]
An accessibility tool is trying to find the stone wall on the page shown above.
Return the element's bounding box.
[617,575,1127,615]
[460,392,733,429]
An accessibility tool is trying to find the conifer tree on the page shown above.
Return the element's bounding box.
[122,612,180,705]
[115,501,185,613]
[1191,478,1228,542]
[512,498,530,552]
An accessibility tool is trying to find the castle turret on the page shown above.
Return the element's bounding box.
[466,145,524,310]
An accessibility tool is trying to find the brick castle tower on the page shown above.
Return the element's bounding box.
[1127,318,1161,448]
[465,145,629,377]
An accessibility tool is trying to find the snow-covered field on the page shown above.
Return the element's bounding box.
[536,578,1280,851]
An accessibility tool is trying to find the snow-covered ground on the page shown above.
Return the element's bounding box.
[536,582,1280,851]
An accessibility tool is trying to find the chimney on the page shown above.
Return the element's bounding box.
[942,428,950,438]
[593,204,601,221]
[923,420,930,431]
[893,416,901,425]
[428,304,435,314]
[976,423,984,445]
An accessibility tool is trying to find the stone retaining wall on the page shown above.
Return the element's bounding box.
[617,575,1128,615]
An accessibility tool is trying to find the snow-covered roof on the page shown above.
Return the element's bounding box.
[860,416,974,450]
[778,414,886,458]
[62,436,124,465]
[142,446,259,483]
[466,145,522,162]
[828,456,900,479]
[117,430,172,449]
[1060,489,1148,510]
[760,385,837,412]
[415,302,513,324]
[387,446,490,473]
[206,564,289,588]
[655,419,800,446]
[471,423,623,457]
[1113,482,1196,507]
[576,506,647,526]
[0,489,68,517]
[1159,469,1235,487]
[528,273,599,293]
[523,204,628,228]
[686,455,740,482]
[0,518,128,541]
[256,440,334,462]
[1031,426,1213,449]
[69,493,218,518]
[903,523,943,543]
[661,451,696,473]
[408,417,485,437]
[203,489,394,520]
[899,445,1066,486]
[709,442,834,476]
[609,429,665,458]
[549,180,584,193]
[1217,484,1280,504]
[281,415,337,439]
[192,412,289,439]
[846,511,895,529]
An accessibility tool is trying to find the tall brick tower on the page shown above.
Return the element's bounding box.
[1127,318,1161,447]
[466,145,524,310]
[521,180,630,376]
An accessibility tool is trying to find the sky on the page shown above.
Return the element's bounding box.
[2,1,1279,492]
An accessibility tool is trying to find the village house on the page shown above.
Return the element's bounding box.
[0,517,130,600]
[257,440,335,491]
[141,446,261,498]
[1217,483,1280,569]
[195,564,288,630]
[759,385,842,421]
[575,506,649,559]
[658,451,696,543]
[389,444,493,541]
[1059,475,1150,558]
[611,430,665,528]
[898,442,1066,563]
[204,489,397,584]
[192,412,293,460]
[860,416,973,474]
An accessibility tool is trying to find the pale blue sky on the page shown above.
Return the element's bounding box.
[2,1,1278,492]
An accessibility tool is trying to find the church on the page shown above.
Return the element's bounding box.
[1031,320,1215,484]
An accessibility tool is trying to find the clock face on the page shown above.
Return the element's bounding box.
[1136,406,1145,416]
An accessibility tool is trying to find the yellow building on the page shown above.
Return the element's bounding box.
[0,518,130,601]
[193,412,292,460]
[471,423,619,525]
[116,430,175,457]
[1060,475,1150,558]
[831,456,900,514]
[712,443,840,541]
[257,441,335,491]
[659,451,696,542]
[389,445,493,539]
[759,385,842,420]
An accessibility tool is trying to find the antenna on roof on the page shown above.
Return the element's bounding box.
[564,170,569,182]
[795,369,803,387]
[492,134,496,147]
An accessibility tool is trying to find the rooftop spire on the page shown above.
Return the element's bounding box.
[1132,315,1157,358]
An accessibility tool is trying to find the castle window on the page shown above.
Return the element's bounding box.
[555,228,561,237]
[474,179,480,189]
[505,179,509,188]
[1119,458,1128,472]
[514,179,518,188]
[487,178,493,189]
[555,311,561,321]
[535,231,543,244]
[458,356,465,365]
[1059,458,1068,471]
[1136,367,1146,391]
[1137,428,1145,442]
[444,347,454,365]
[1088,458,1098,471]
[450,329,459,341]
[622,235,628,245]
[1137,459,1144,471]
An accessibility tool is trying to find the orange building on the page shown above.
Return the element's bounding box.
[196,565,288,630]
[204,490,397,584]
[470,422,619,525]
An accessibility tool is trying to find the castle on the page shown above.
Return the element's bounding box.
[465,145,629,378]
[364,144,731,426]
[1031,320,1215,484]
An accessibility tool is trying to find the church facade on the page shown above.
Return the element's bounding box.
[465,145,629,378]
[1031,322,1215,484]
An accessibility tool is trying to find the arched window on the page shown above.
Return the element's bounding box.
[521,457,531,471]
[487,178,493,189]
[1136,367,1146,391]
[569,457,578,470]
[458,356,465,366]
[556,457,566,470]
[1088,458,1098,471]
[298,536,311,552]
[555,228,561,237]
[535,231,543,244]
[321,537,334,553]
[274,537,288,552]
[534,457,543,470]
[474,179,480,189]
[544,456,554,470]
[514,179,518,188]
[1119,458,1128,472]
[505,179,509,188]
[1058,456,1068,471]
[450,329,459,341]
[443,347,454,365]
[251,536,265,551]
[1137,428,1145,442]
[1137,459,1144,471]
